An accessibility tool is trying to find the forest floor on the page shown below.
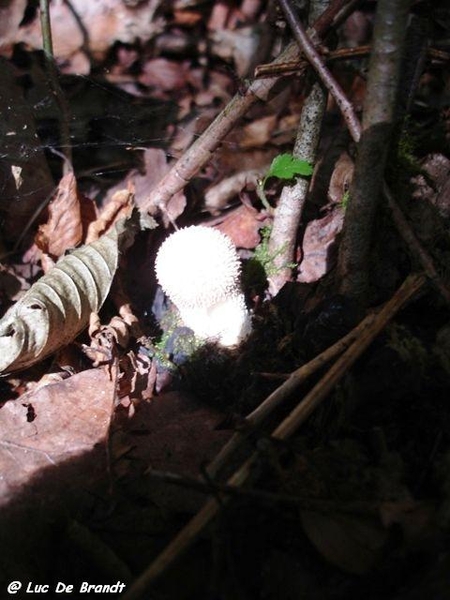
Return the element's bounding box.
[0,1,450,599]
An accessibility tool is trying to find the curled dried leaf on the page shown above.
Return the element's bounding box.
[0,216,140,374]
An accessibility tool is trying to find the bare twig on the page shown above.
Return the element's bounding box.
[271,273,424,438]
[39,0,54,55]
[142,0,360,215]
[255,45,371,78]
[267,0,330,295]
[255,46,449,78]
[146,469,379,516]
[207,310,376,478]
[121,272,425,600]
[278,0,362,142]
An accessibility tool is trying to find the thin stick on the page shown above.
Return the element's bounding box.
[39,0,54,55]
[278,0,362,142]
[272,273,425,439]
[255,44,371,78]
[255,46,449,78]
[146,469,379,516]
[207,312,376,478]
[121,272,425,600]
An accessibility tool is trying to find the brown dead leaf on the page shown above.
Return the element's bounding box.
[172,9,203,26]
[209,24,272,77]
[239,115,278,149]
[204,169,267,212]
[297,208,344,283]
[207,1,233,31]
[0,368,114,508]
[342,10,373,46]
[216,204,267,249]
[0,0,27,54]
[124,391,228,474]
[139,58,191,94]
[36,172,85,259]
[118,349,156,402]
[328,152,354,205]
[17,0,164,70]
[300,510,387,574]
[86,187,134,244]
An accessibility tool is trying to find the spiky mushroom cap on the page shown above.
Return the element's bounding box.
[155,226,242,309]
[155,225,251,346]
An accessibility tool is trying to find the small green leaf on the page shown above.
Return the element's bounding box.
[267,153,313,180]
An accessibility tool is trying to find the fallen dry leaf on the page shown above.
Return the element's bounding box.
[209,24,273,77]
[0,0,26,55]
[139,58,192,94]
[297,208,344,283]
[300,510,387,574]
[204,169,266,212]
[36,172,85,259]
[411,153,450,219]
[0,368,114,508]
[216,204,267,249]
[86,187,134,244]
[16,0,164,71]
[239,115,278,149]
[0,214,141,374]
[328,152,354,205]
[172,8,203,26]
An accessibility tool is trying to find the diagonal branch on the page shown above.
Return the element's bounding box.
[278,0,362,142]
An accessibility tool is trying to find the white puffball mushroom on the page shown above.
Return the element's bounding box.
[155,225,252,347]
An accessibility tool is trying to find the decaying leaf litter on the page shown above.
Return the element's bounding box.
[1,0,450,598]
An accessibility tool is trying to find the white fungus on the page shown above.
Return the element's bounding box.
[155,225,252,347]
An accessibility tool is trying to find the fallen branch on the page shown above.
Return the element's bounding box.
[146,468,380,516]
[207,310,377,478]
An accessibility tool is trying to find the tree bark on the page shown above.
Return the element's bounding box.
[337,0,412,301]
